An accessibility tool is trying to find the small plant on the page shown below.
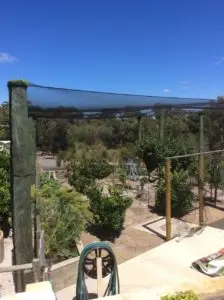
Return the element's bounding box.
[140,176,148,191]
[140,168,148,176]
[161,290,198,300]
[118,168,127,186]
[87,185,132,235]
[156,169,194,217]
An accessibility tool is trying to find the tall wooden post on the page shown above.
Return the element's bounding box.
[165,159,171,241]
[8,80,33,291]
[198,113,204,226]
[28,118,37,257]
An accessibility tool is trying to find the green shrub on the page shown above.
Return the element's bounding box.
[161,290,198,300]
[206,157,223,203]
[0,152,10,231]
[34,177,92,262]
[87,185,132,234]
[138,136,195,175]
[140,168,148,176]
[69,159,114,193]
[140,176,148,191]
[156,169,194,217]
[118,168,127,186]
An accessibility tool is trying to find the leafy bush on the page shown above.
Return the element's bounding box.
[138,136,195,176]
[118,168,127,186]
[206,157,223,203]
[40,172,60,191]
[161,290,198,300]
[156,169,194,217]
[35,175,92,262]
[69,159,114,193]
[87,185,132,235]
[140,176,148,191]
[0,152,10,232]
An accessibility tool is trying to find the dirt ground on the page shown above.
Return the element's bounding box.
[0,237,14,297]
[81,180,224,264]
[55,172,224,264]
[81,227,163,265]
[81,189,164,264]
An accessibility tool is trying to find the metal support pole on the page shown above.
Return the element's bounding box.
[8,80,33,292]
[165,159,171,241]
[198,113,204,226]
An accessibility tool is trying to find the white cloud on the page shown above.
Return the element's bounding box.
[163,88,170,93]
[180,79,189,89]
[180,80,189,85]
[214,56,224,66]
[0,52,18,63]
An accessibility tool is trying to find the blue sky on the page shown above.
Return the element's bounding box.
[0,0,224,102]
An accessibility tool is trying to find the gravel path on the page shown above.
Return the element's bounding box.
[0,237,14,298]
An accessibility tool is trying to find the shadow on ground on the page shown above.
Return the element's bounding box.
[86,224,123,242]
[73,293,97,300]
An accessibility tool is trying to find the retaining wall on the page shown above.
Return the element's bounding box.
[48,256,80,292]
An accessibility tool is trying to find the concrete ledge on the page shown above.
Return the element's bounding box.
[49,256,79,292]
[96,277,224,300]
[189,276,224,297]
[2,281,56,300]
[0,230,4,263]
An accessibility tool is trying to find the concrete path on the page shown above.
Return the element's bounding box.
[0,237,14,298]
[57,226,224,300]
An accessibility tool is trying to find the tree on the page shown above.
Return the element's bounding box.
[156,168,194,217]
[138,135,195,178]
[36,119,69,153]
[207,156,223,204]
[69,158,114,193]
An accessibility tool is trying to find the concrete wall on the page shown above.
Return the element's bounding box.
[49,256,79,292]
[0,230,4,263]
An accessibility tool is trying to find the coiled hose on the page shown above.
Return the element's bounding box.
[76,241,120,300]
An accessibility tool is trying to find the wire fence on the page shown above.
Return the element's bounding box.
[165,149,224,240]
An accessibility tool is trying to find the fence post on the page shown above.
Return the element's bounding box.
[199,113,204,226]
[32,258,41,282]
[8,80,33,292]
[166,159,171,241]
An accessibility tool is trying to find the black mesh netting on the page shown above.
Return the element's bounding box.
[27,83,221,119]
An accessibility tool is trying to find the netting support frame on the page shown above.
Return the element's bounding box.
[8,80,36,292]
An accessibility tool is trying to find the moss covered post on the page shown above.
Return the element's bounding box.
[8,80,33,291]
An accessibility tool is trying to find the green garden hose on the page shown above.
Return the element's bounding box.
[76,241,120,300]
